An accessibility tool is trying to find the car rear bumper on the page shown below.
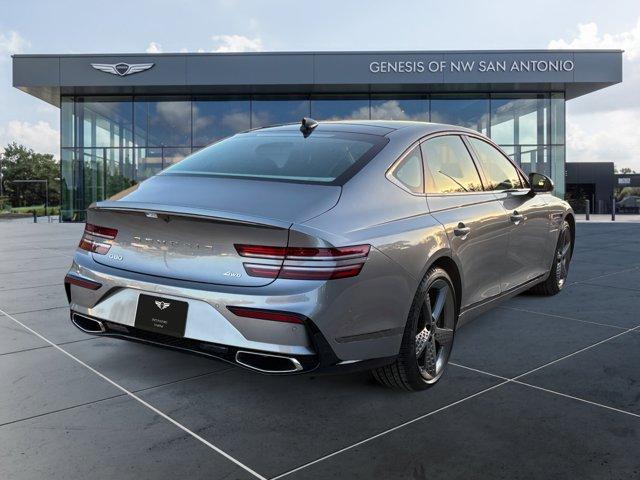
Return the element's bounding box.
[66,244,410,373]
[69,310,322,373]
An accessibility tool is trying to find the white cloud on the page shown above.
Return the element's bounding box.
[0,31,29,58]
[211,35,264,53]
[178,34,265,54]
[549,19,640,171]
[0,120,59,156]
[146,42,163,54]
[549,20,640,60]
[567,112,640,166]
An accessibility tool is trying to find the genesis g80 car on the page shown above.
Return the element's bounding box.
[65,119,574,391]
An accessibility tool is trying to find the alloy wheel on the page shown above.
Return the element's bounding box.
[415,279,455,382]
[555,226,572,288]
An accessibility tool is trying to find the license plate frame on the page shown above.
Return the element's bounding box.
[134,294,188,337]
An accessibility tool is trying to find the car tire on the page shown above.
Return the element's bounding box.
[372,266,457,391]
[527,219,573,296]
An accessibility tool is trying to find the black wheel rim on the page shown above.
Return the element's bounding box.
[555,226,572,288]
[414,279,455,382]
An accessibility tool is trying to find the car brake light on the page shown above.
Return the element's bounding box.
[234,244,287,259]
[79,223,118,255]
[227,306,305,324]
[84,223,118,239]
[235,243,370,280]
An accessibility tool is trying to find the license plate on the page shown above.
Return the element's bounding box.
[134,294,188,337]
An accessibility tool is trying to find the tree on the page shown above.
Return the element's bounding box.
[0,143,60,208]
[619,187,640,199]
[619,167,636,174]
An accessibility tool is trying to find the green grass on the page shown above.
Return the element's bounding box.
[5,204,61,216]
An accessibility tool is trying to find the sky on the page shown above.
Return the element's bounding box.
[1,0,639,170]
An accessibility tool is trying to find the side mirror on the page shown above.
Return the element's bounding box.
[529,172,554,193]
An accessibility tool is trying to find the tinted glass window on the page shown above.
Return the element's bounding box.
[490,96,548,145]
[193,100,250,146]
[430,97,489,133]
[371,98,428,121]
[135,99,191,147]
[421,136,483,194]
[392,146,423,193]
[467,137,523,191]
[310,98,370,120]
[251,99,310,129]
[164,131,385,184]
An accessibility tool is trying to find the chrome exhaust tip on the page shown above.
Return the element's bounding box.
[71,313,106,334]
[235,350,303,373]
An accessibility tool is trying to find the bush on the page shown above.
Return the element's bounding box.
[619,187,640,199]
[9,204,60,216]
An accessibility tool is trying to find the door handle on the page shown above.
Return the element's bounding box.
[510,211,525,225]
[453,222,471,239]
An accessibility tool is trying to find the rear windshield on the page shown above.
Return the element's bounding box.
[162,131,387,184]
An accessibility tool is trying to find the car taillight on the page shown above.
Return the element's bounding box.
[79,223,118,255]
[235,243,370,280]
[227,306,305,324]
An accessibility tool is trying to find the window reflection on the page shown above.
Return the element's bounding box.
[422,136,484,193]
[371,98,428,121]
[193,99,250,146]
[136,99,191,147]
[136,148,163,179]
[162,147,191,168]
[551,93,565,145]
[251,99,310,128]
[311,98,370,120]
[76,97,133,149]
[490,95,549,145]
[61,98,75,148]
[430,97,489,133]
[59,93,565,221]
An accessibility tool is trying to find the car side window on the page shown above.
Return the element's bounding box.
[466,137,523,191]
[391,146,423,194]
[421,135,483,194]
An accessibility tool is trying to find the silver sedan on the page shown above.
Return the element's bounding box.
[65,119,574,391]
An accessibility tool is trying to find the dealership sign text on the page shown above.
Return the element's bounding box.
[369,59,575,74]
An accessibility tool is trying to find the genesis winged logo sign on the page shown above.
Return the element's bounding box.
[91,62,154,76]
[154,300,171,311]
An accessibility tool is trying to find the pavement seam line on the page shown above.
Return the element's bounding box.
[0,283,63,293]
[498,305,628,330]
[0,393,128,428]
[511,380,640,419]
[510,324,640,381]
[0,364,231,426]
[272,324,640,479]
[0,336,96,357]
[573,266,640,284]
[0,306,268,480]
[269,380,510,480]
[0,266,69,275]
[449,363,640,419]
[4,305,80,316]
[579,282,640,293]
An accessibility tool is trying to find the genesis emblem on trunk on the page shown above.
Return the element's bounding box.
[154,300,171,310]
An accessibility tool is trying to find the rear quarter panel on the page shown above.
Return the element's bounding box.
[296,135,452,358]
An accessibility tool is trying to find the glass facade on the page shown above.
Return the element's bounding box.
[60,93,566,221]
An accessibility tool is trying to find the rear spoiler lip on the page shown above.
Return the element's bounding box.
[92,200,293,230]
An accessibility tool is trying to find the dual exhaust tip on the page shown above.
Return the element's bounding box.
[235,350,303,373]
[71,313,304,373]
[71,313,106,333]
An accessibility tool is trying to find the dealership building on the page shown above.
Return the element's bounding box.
[12,50,622,221]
